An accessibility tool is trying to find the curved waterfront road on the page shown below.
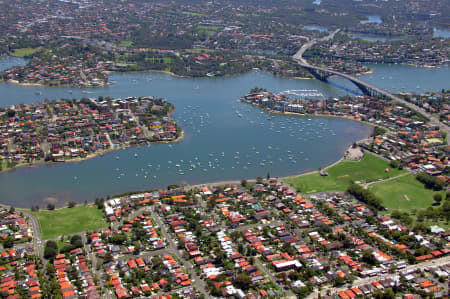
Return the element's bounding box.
[293,30,450,144]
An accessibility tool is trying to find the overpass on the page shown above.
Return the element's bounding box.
[292,30,450,142]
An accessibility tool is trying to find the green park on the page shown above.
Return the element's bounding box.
[11,47,42,57]
[29,205,107,240]
[370,174,446,212]
[284,153,405,193]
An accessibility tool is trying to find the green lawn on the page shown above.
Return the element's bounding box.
[196,25,219,31]
[188,49,215,53]
[370,174,446,212]
[11,47,42,57]
[119,40,133,47]
[29,205,107,239]
[284,153,405,193]
[182,11,204,16]
[145,57,173,63]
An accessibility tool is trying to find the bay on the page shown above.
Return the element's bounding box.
[0,56,449,207]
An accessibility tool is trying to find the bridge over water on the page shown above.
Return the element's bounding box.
[293,29,450,143]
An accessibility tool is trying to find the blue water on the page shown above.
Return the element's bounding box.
[433,28,450,38]
[0,57,449,207]
[304,25,328,32]
[360,15,382,24]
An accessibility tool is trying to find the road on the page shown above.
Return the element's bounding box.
[195,195,298,298]
[293,29,340,65]
[307,255,450,299]
[105,132,114,148]
[81,233,102,280]
[254,258,296,298]
[21,210,44,260]
[296,62,450,143]
[362,172,410,188]
[230,220,285,233]
[150,207,209,297]
[292,28,450,145]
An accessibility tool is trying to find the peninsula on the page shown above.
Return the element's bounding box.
[241,88,449,184]
[0,96,182,172]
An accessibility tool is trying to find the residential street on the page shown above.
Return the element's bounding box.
[150,207,209,297]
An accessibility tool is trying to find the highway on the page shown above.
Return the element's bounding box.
[292,29,450,145]
[293,29,340,65]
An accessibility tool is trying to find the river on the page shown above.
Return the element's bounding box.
[0,56,448,207]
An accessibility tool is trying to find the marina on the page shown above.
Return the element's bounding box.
[279,89,324,99]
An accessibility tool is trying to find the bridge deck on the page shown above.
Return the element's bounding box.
[292,33,450,144]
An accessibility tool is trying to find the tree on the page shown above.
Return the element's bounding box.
[233,273,251,290]
[362,250,377,265]
[333,276,345,286]
[347,182,384,210]
[70,235,83,248]
[240,179,247,187]
[110,234,126,245]
[68,201,76,208]
[296,286,311,298]
[44,240,58,259]
[372,126,386,138]
[47,203,55,210]
[416,172,444,190]
[3,236,14,248]
[389,160,400,169]
[433,193,442,204]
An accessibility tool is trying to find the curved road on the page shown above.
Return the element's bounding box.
[293,30,450,144]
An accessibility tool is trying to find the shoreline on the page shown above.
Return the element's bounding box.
[243,100,377,129]
[1,55,447,89]
[0,124,366,209]
[0,129,184,174]
[3,79,110,89]
[2,63,445,89]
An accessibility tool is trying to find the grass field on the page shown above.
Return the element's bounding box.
[284,153,405,193]
[182,11,204,16]
[30,205,107,239]
[188,49,215,53]
[145,57,173,63]
[11,47,42,57]
[196,25,219,31]
[370,174,446,212]
[119,40,133,47]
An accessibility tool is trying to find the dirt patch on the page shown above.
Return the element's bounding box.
[337,174,349,178]
[403,194,410,201]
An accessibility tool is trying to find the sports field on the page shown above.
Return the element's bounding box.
[30,205,107,239]
[370,174,446,211]
[284,153,405,193]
